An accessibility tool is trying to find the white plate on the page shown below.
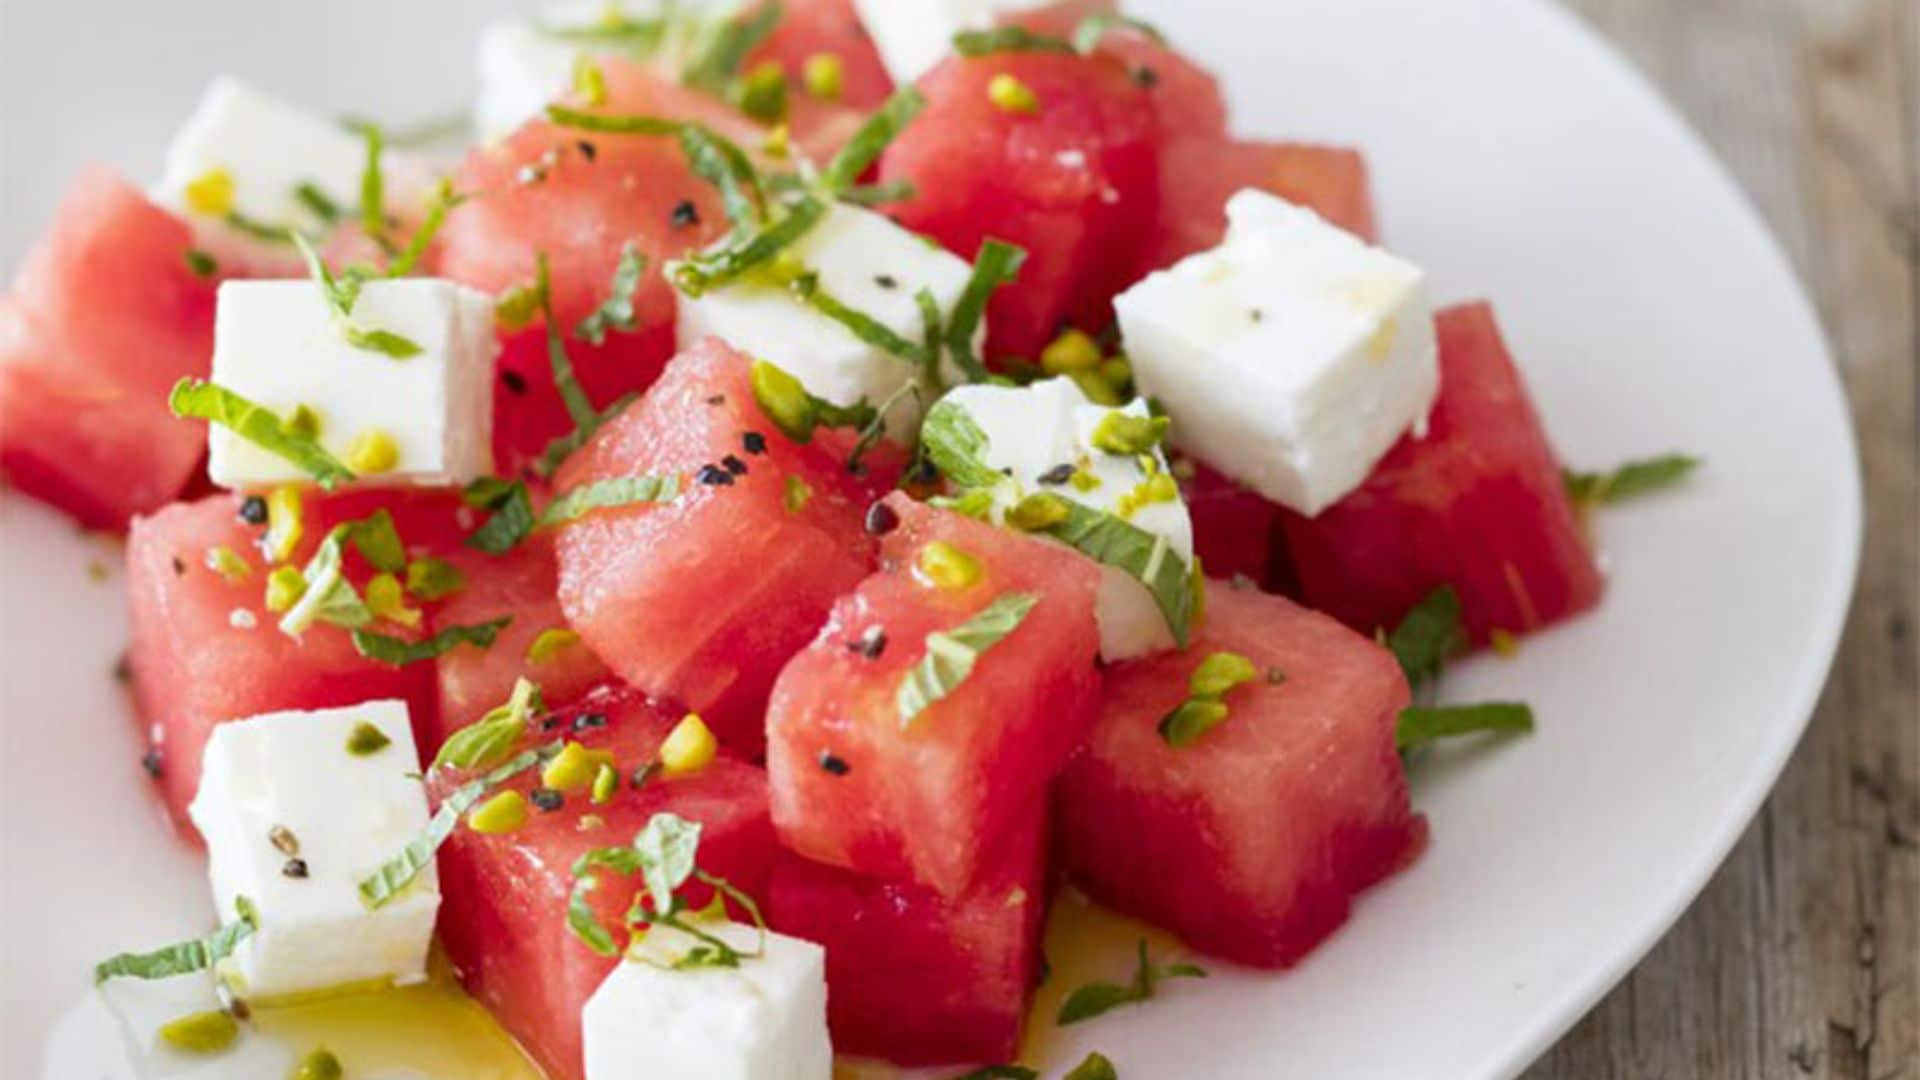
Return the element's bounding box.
[0,0,1860,1077]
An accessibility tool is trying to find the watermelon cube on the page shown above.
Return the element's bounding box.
[433,685,776,1080]
[430,538,611,746]
[126,493,451,833]
[766,493,1100,897]
[1280,302,1605,643]
[1149,138,1376,273]
[0,168,217,526]
[878,50,1160,360]
[1056,581,1424,967]
[1180,459,1287,592]
[767,809,1049,1066]
[551,338,885,755]
[747,0,896,110]
[1008,1,1227,140]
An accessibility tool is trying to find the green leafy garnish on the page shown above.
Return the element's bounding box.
[946,240,1027,381]
[567,812,769,969]
[1386,586,1465,691]
[291,232,422,359]
[919,399,1006,488]
[790,271,927,365]
[897,592,1039,726]
[539,474,683,527]
[168,379,355,489]
[352,121,388,247]
[747,358,879,445]
[1397,703,1536,752]
[1057,939,1206,1025]
[405,556,465,601]
[575,243,649,345]
[679,124,767,229]
[532,253,597,431]
[674,194,829,297]
[432,678,546,771]
[680,1,784,96]
[537,10,674,56]
[543,104,683,136]
[1072,13,1168,52]
[952,26,1076,57]
[385,180,467,279]
[279,525,374,637]
[821,87,926,193]
[463,477,537,555]
[346,508,407,573]
[1564,454,1700,506]
[839,179,918,207]
[183,248,218,279]
[352,617,512,666]
[1063,1052,1120,1080]
[294,182,342,226]
[94,897,259,983]
[359,744,557,909]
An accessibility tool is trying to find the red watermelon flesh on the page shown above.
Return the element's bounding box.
[1056,581,1424,968]
[429,537,610,747]
[1280,302,1604,643]
[126,492,459,834]
[1008,0,1227,141]
[766,493,1100,898]
[552,338,885,756]
[1180,459,1287,592]
[879,50,1160,360]
[747,0,896,110]
[1148,138,1376,273]
[433,684,777,1080]
[767,809,1050,1066]
[437,66,731,473]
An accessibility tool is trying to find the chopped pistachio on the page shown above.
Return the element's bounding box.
[1007,492,1071,531]
[183,168,236,217]
[1040,329,1102,374]
[915,540,983,590]
[285,404,323,442]
[737,61,790,124]
[264,566,308,613]
[659,713,718,777]
[1158,697,1230,747]
[205,545,252,583]
[526,627,582,664]
[263,486,305,563]
[292,1047,344,1080]
[157,1009,239,1054]
[345,721,392,757]
[573,55,608,106]
[1489,629,1520,658]
[803,52,845,99]
[1189,651,1258,698]
[542,741,617,793]
[1070,369,1123,406]
[467,790,529,835]
[590,761,619,805]
[404,556,465,601]
[782,475,814,513]
[749,360,816,443]
[365,573,423,628]
[988,72,1040,114]
[1090,410,1170,455]
[346,429,400,475]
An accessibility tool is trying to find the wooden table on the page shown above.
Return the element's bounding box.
[1524,2,1918,1076]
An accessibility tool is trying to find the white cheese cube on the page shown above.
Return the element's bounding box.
[851,0,1049,85]
[582,921,832,1080]
[207,278,498,490]
[942,377,1194,661]
[1115,189,1439,517]
[674,202,973,440]
[187,701,436,1002]
[154,77,437,271]
[476,2,645,142]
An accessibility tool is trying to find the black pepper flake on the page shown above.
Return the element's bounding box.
[542,714,565,732]
[705,394,727,406]
[1131,65,1160,89]
[741,431,768,455]
[530,787,566,812]
[572,711,609,733]
[238,496,268,525]
[282,857,310,879]
[818,751,851,776]
[576,140,599,162]
[722,454,749,476]
[697,464,735,486]
[874,274,899,290]
[501,369,529,396]
[171,556,187,576]
[864,501,900,536]
[140,747,164,779]
[671,200,701,229]
[1038,463,1077,486]
[905,457,938,486]
[268,825,300,857]
[1267,668,1288,685]
[849,626,888,660]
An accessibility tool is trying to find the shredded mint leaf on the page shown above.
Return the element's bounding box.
[432,678,546,771]
[538,10,673,56]
[678,124,766,230]
[1386,586,1466,691]
[1072,13,1168,53]
[632,812,704,916]
[946,240,1027,381]
[294,181,342,226]
[224,209,304,244]
[839,179,918,207]
[1041,503,1195,647]
[538,393,638,478]
[291,232,422,358]
[680,1,783,95]
[279,525,374,637]
[1057,939,1206,1025]
[386,181,467,279]
[674,195,829,297]
[919,399,1006,488]
[1564,454,1700,505]
[463,477,537,555]
[539,474,683,527]
[576,243,649,345]
[532,253,598,429]
[544,104,684,136]
[352,121,387,245]
[168,379,355,488]
[821,87,926,193]
[347,509,407,573]
[897,592,1039,725]
[567,846,645,955]
[353,617,512,666]
[1063,1052,1120,1080]
[1397,703,1535,753]
[94,897,259,984]
[360,744,556,909]
[952,26,1075,57]
[790,272,927,364]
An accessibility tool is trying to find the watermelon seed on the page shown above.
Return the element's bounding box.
[575,140,598,163]
[705,394,726,406]
[741,431,768,455]
[1038,463,1077,486]
[140,747,164,778]
[864,501,900,536]
[818,752,850,776]
[571,712,609,733]
[500,370,528,396]
[238,496,268,525]
[696,464,735,486]
[171,556,187,576]
[850,627,888,660]
[530,787,566,813]
[722,454,750,476]
[1131,65,1160,89]
[874,274,899,290]
[672,201,701,230]
[282,858,310,879]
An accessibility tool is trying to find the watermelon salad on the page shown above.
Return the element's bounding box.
[8,1,1700,1077]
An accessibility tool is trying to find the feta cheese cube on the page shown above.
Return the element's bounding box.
[582,921,832,1080]
[476,2,666,142]
[1115,189,1439,517]
[851,0,1048,84]
[942,377,1195,661]
[187,701,437,1002]
[207,278,498,489]
[674,202,974,439]
[154,77,437,270]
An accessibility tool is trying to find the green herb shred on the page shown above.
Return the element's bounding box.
[352,617,513,666]
[821,87,926,193]
[1057,939,1206,1025]
[1396,703,1536,753]
[897,592,1039,726]
[1564,453,1701,505]
[360,744,558,908]
[168,379,356,489]
[575,243,649,345]
[94,896,259,983]
[539,474,683,527]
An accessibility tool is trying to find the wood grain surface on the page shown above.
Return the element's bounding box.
[1526,1,1919,1077]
